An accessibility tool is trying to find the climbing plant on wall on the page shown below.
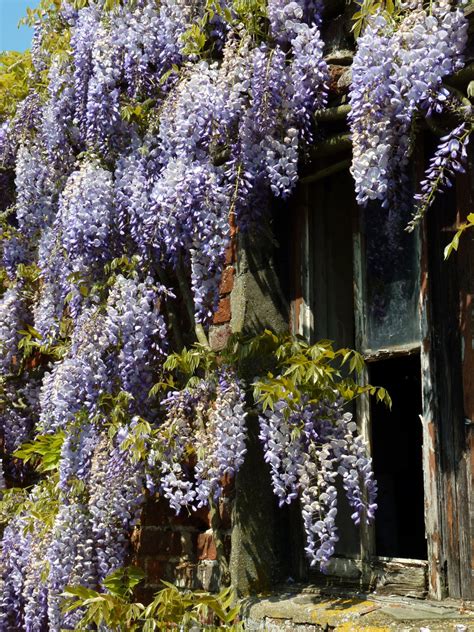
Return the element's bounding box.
[0,0,471,629]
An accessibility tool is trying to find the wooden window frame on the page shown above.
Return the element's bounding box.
[291,167,473,600]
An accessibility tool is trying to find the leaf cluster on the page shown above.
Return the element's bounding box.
[350,0,404,38]
[63,567,242,631]
[0,51,33,122]
[444,212,474,259]
[248,331,391,412]
[13,431,65,473]
[181,0,268,58]
[156,330,391,417]
[20,0,71,76]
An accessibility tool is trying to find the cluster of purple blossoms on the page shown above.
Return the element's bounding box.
[15,142,56,240]
[41,60,76,167]
[151,388,202,512]
[259,399,376,571]
[47,500,96,631]
[259,399,308,504]
[0,285,25,373]
[0,0,397,622]
[56,160,115,271]
[88,436,145,583]
[0,516,31,629]
[104,273,168,404]
[38,307,109,434]
[151,373,247,513]
[349,1,468,208]
[410,122,471,227]
[194,372,248,506]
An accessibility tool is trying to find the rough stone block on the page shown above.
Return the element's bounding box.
[197,560,221,592]
[209,323,232,351]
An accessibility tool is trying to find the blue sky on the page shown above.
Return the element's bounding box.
[0,0,36,52]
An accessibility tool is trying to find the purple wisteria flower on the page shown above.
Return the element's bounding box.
[259,398,376,571]
[410,122,471,228]
[349,3,468,208]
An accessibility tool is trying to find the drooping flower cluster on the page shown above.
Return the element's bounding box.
[349,1,468,208]
[259,398,377,571]
[150,371,248,513]
[409,122,471,228]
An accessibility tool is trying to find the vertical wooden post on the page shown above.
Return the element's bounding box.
[419,215,445,600]
[352,206,377,569]
[424,178,472,599]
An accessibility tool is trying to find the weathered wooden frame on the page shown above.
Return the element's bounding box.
[291,161,473,600]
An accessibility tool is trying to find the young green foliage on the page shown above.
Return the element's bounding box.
[444,212,474,259]
[63,567,242,631]
[0,51,33,122]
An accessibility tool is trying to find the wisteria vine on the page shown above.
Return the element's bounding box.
[0,0,469,628]
[349,0,469,214]
[0,0,333,627]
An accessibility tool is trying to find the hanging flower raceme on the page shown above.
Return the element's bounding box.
[0,285,26,373]
[349,1,468,208]
[0,515,31,630]
[409,122,471,229]
[103,273,168,404]
[259,398,377,572]
[38,307,109,434]
[56,159,115,272]
[149,371,248,513]
[88,434,145,583]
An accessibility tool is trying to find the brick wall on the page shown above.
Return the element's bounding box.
[133,491,233,602]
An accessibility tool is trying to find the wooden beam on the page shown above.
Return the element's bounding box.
[314,104,351,123]
[310,133,352,159]
[300,158,351,184]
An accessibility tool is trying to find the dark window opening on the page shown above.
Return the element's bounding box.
[369,354,427,560]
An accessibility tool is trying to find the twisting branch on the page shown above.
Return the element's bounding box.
[301,158,352,184]
[309,133,352,159]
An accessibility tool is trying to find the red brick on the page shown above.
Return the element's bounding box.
[219,266,234,294]
[136,529,182,557]
[196,533,217,561]
[145,558,164,583]
[213,296,231,325]
[224,243,236,265]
